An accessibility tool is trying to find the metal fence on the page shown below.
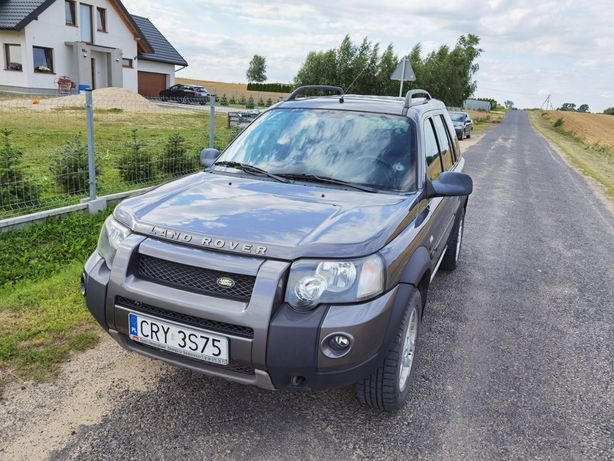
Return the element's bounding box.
[0,89,239,219]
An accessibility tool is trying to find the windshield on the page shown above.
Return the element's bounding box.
[217,109,417,192]
[449,112,466,122]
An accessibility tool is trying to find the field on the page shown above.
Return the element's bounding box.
[176,78,289,102]
[529,110,614,197]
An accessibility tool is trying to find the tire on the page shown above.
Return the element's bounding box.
[466,127,472,138]
[356,289,422,411]
[459,130,464,140]
[441,207,465,271]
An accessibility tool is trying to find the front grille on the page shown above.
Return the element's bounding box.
[136,254,256,302]
[116,296,255,338]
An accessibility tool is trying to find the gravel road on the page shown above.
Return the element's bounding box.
[1,111,612,460]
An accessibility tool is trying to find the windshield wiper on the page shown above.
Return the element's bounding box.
[212,161,290,183]
[276,173,378,193]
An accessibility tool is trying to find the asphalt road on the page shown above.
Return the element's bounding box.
[45,111,614,459]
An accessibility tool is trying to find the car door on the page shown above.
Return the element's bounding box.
[432,114,461,248]
[422,115,449,267]
[170,85,184,101]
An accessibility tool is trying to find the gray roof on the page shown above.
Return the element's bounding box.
[0,0,54,30]
[131,15,188,67]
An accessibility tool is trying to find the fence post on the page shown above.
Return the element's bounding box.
[209,95,216,148]
[85,89,96,201]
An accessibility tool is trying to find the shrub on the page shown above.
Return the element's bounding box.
[257,97,265,107]
[0,129,40,209]
[159,132,195,176]
[246,96,255,109]
[604,107,614,116]
[554,117,564,128]
[229,95,237,105]
[266,98,273,107]
[239,95,247,106]
[246,83,293,93]
[50,135,99,195]
[220,94,229,106]
[118,129,154,184]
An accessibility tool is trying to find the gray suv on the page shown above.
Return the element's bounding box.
[82,86,472,411]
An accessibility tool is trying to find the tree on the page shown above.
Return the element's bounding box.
[504,100,514,110]
[294,34,483,106]
[604,107,614,115]
[246,55,267,83]
[577,104,589,113]
[409,34,483,106]
[559,102,576,111]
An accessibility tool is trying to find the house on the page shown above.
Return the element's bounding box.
[0,0,188,96]
[464,99,491,112]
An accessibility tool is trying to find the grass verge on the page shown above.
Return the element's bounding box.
[528,111,614,198]
[468,110,506,135]
[0,210,111,392]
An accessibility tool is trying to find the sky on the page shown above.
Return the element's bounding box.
[124,0,614,112]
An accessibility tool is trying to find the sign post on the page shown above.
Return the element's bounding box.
[390,57,416,97]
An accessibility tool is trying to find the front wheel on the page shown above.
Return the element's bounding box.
[466,127,472,138]
[356,289,422,411]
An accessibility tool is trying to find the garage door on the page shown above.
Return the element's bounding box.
[138,71,167,98]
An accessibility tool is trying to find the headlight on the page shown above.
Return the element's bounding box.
[97,216,132,268]
[285,255,385,310]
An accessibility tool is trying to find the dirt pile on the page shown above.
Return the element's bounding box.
[0,87,175,113]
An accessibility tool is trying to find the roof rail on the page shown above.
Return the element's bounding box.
[404,89,432,109]
[287,85,345,101]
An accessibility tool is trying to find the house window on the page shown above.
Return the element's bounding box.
[80,3,93,43]
[4,44,23,71]
[96,8,107,32]
[65,0,76,26]
[33,46,54,73]
[122,58,133,68]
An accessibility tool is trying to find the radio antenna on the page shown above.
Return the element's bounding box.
[345,62,370,96]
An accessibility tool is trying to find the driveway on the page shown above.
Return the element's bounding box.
[1,111,612,460]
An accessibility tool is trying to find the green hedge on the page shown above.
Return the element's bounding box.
[246,83,293,93]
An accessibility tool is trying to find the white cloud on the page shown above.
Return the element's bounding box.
[123,0,614,111]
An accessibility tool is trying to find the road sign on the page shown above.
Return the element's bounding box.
[391,57,416,97]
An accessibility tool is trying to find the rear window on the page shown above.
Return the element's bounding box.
[219,109,418,192]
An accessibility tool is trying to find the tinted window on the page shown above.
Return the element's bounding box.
[218,109,417,192]
[424,119,442,181]
[433,115,453,170]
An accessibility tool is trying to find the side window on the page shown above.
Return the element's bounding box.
[424,118,443,181]
[441,114,458,163]
[433,115,453,170]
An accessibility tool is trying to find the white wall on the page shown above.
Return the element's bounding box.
[137,60,176,87]
[18,0,138,90]
[0,30,29,87]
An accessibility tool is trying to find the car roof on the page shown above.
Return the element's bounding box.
[276,94,446,117]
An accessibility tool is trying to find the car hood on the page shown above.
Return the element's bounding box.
[115,173,418,260]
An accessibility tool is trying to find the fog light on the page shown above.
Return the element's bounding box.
[329,334,351,351]
[80,273,87,296]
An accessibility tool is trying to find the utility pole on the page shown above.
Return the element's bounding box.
[541,94,551,110]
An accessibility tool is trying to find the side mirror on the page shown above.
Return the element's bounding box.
[200,148,220,169]
[426,172,473,199]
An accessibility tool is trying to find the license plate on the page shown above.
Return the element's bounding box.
[128,312,229,365]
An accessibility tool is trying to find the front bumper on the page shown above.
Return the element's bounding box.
[83,238,413,391]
